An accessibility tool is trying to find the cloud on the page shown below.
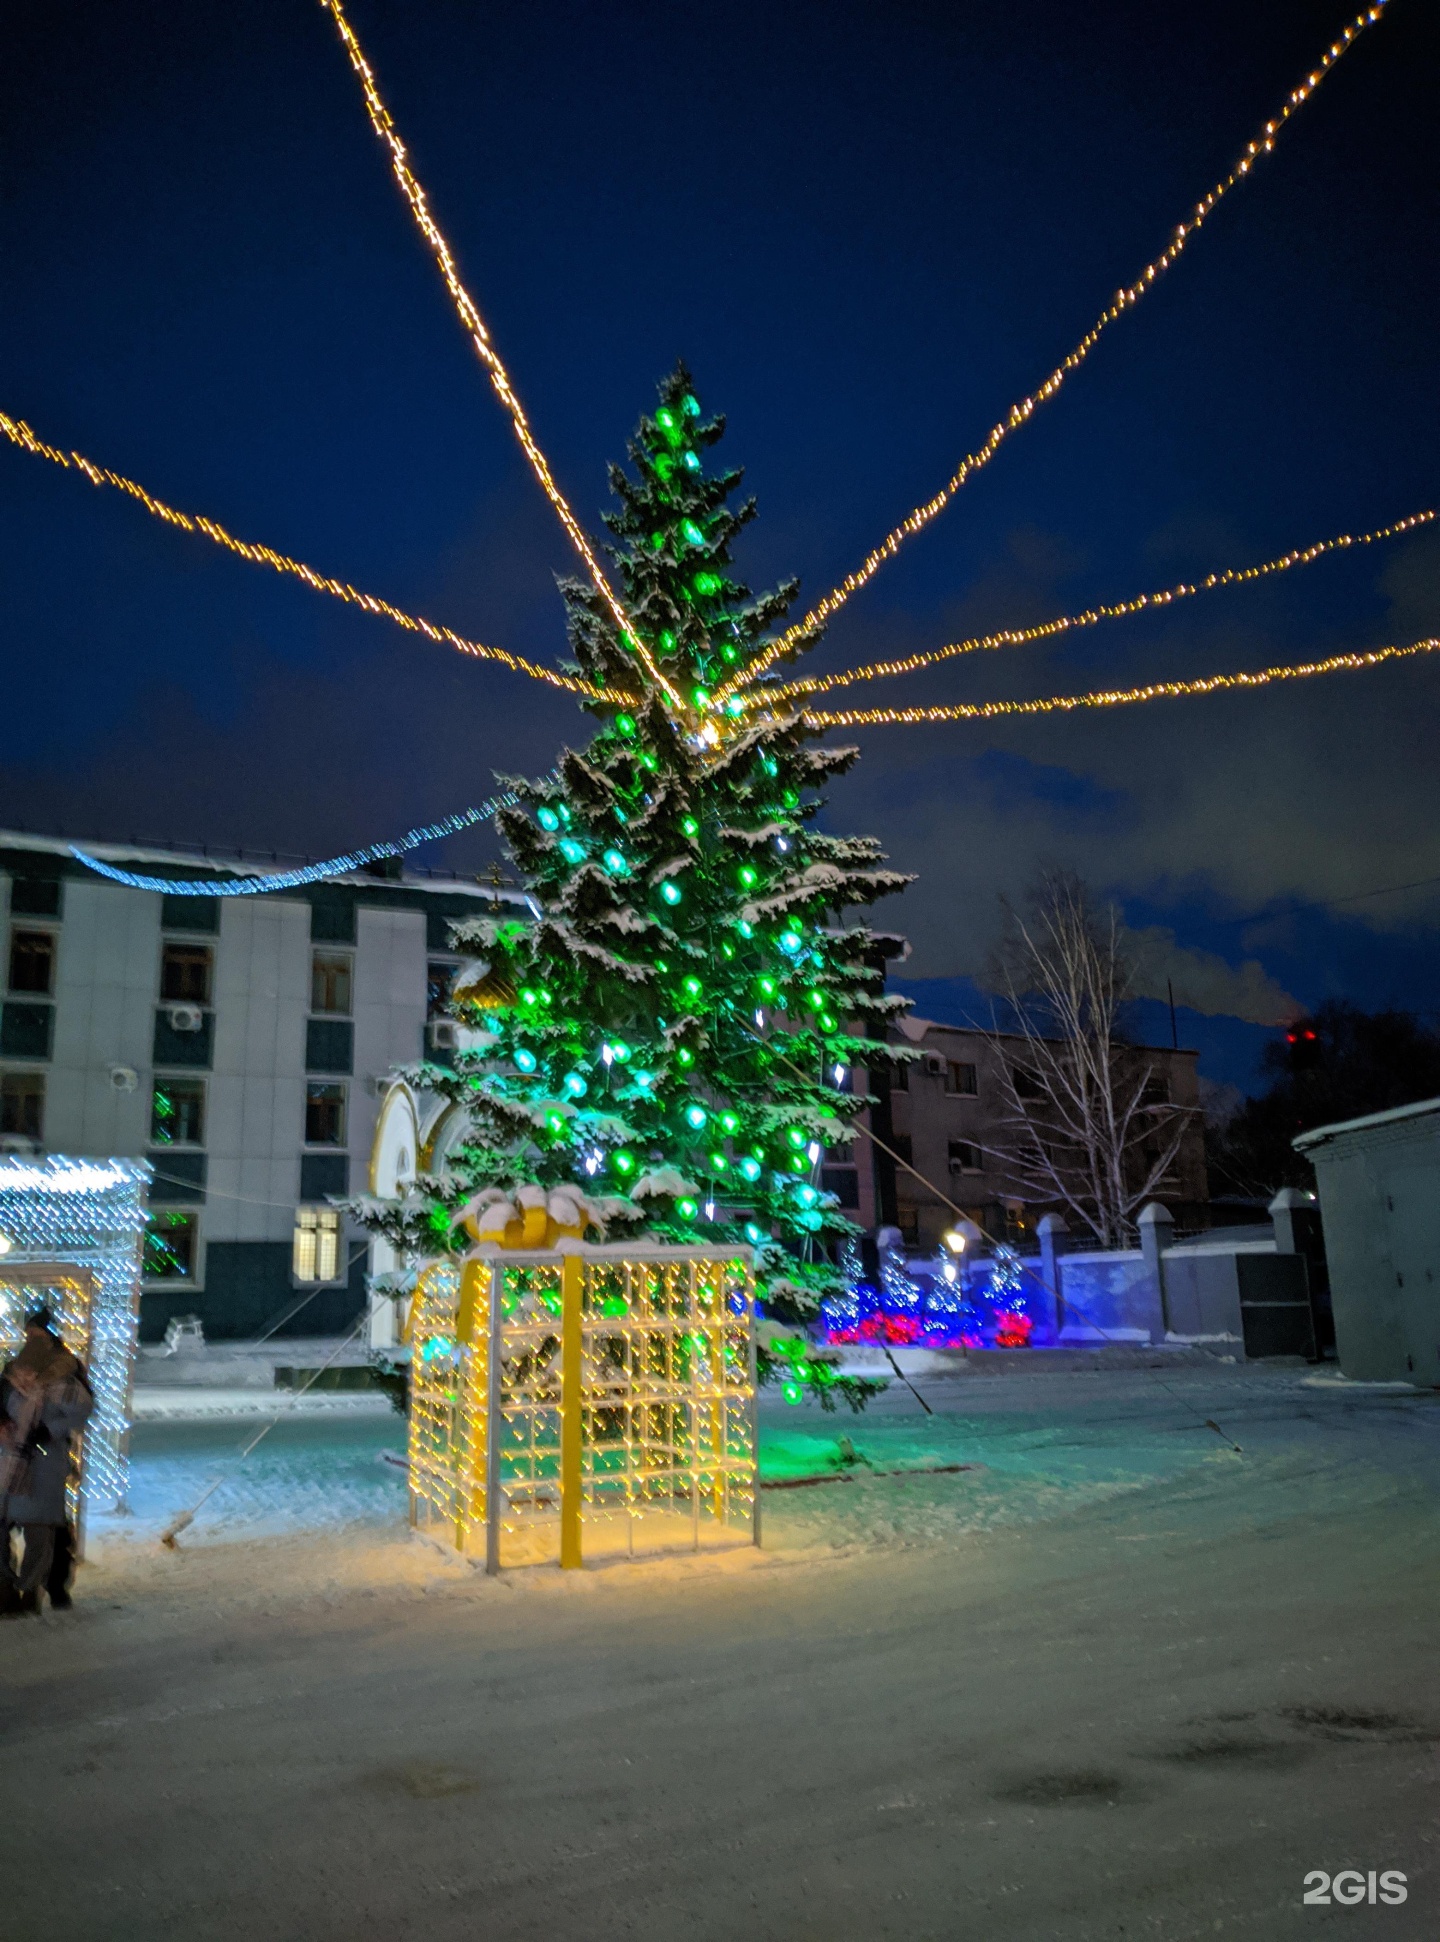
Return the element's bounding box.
[1123,926,1299,1025]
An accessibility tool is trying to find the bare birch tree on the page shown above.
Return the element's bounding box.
[983,872,1194,1246]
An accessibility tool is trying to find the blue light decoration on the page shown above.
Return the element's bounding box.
[820,1236,1036,1350]
[69,782,541,896]
[0,1156,149,1516]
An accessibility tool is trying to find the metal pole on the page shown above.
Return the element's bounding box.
[748,1264,761,1550]
[559,1252,583,1570]
[485,1261,504,1575]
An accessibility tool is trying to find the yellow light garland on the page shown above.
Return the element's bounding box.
[724,1,1392,700]
[800,637,1440,727]
[749,508,1435,707]
[317,0,684,712]
[0,409,624,704]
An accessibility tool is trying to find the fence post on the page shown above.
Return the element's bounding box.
[559,1252,584,1570]
[1137,1202,1175,1339]
[484,1261,504,1575]
[1036,1213,1069,1337]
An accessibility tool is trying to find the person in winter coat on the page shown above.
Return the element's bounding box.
[0,1311,94,1615]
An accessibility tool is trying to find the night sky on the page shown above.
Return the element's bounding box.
[3,0,1437,1089]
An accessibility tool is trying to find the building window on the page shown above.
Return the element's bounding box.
[948,1140,983,1173]
[161,942,212,1005]
[890,1133,913,1166]
[1,1070,44,1142]
[8,930,55,996]
[889,1060,909,1092]
[897,1209,920,1244]
[945,1060,978,1097]
[151,1078,205,1146]
[143,1211,198,1281]
[311,952,353,1016]
[305,1081,346,1146]
[293,1206,341,1283]
[1011,1064,1045,1100]
[427,960,457,1019]
[9,876,61,918]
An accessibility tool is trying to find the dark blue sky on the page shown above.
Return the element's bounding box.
[3,0,1437,1089]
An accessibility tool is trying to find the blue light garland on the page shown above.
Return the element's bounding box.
[70,788,525,897]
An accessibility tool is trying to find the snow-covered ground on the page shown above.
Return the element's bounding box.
[11,1359,1440,1940]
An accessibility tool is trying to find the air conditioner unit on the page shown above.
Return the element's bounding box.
[428,1019,460,1051]
[109,1065,139,1093]
[924,1054,946,1076]
[167,1004,203,1033]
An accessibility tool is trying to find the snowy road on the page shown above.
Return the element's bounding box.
[7,1362,1439,1939]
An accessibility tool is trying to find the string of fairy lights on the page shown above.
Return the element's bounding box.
[0,410,618,706]
[797,637,1440,729]
[315,0,683,712]
[720,0,1393,700]
[746,509,1437,708]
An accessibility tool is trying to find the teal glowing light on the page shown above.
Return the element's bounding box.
[779,931,803,956]
[681,393,700,418]
[633,1069,654,1088]
[738,1157,762,1183]
[745,1223,766,1245]
[660,881,683,906]
[559,838,586,864]
[563,1072,588,1098]
[684,1104,708,1130]
[796,1184,819,1209]
[737,920,754,939]
[513,1049,538,1073]
[682,450,701,471]
[681,519,705,547]
[725,698,745,717]
[602,848,629,876]
[537,807,559,832]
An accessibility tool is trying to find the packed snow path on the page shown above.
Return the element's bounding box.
[7,1362,1438,1938]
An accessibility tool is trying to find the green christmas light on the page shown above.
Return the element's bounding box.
[655,408,676,431]
[738,866,757,889]
[694,571,722,595]
[691,686,710,709]
[660,881,683,906]
[519,988,540,1007]
[613,1150,636,1174]
[758,977,776,996]
[615,713,637,737]
[709,1152,728,1170]
[682,816,699,837]
[677,1048,694,1067]
[720,1111,740,1133]
[676,1198,698,1220]
[682,976,703,1000]
[611,1040,632,1063]
[786,1127,808,1149]
[820,1013,837,1032]
[545,1112,566,1134]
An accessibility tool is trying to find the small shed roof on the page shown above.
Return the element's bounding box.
[1293,1094,1440,1154]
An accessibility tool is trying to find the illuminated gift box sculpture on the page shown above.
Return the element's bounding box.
[407,1244,758,1571]
[0,1155,149,1525]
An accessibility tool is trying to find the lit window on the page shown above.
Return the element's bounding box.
[305,1082,346,1146]
[945,1061,978,1096]
[311,952,353,1016]
[161,943,212,1005]
[143,1211,198,1280]
[293,1206,341,1283]
[151,1078,205,1146]
[8,930,55,996]
[1,1070,44,1141]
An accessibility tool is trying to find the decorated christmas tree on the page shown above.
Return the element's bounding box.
[364,366,913,1406]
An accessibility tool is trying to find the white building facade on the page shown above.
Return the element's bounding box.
[0,831,525,1341]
